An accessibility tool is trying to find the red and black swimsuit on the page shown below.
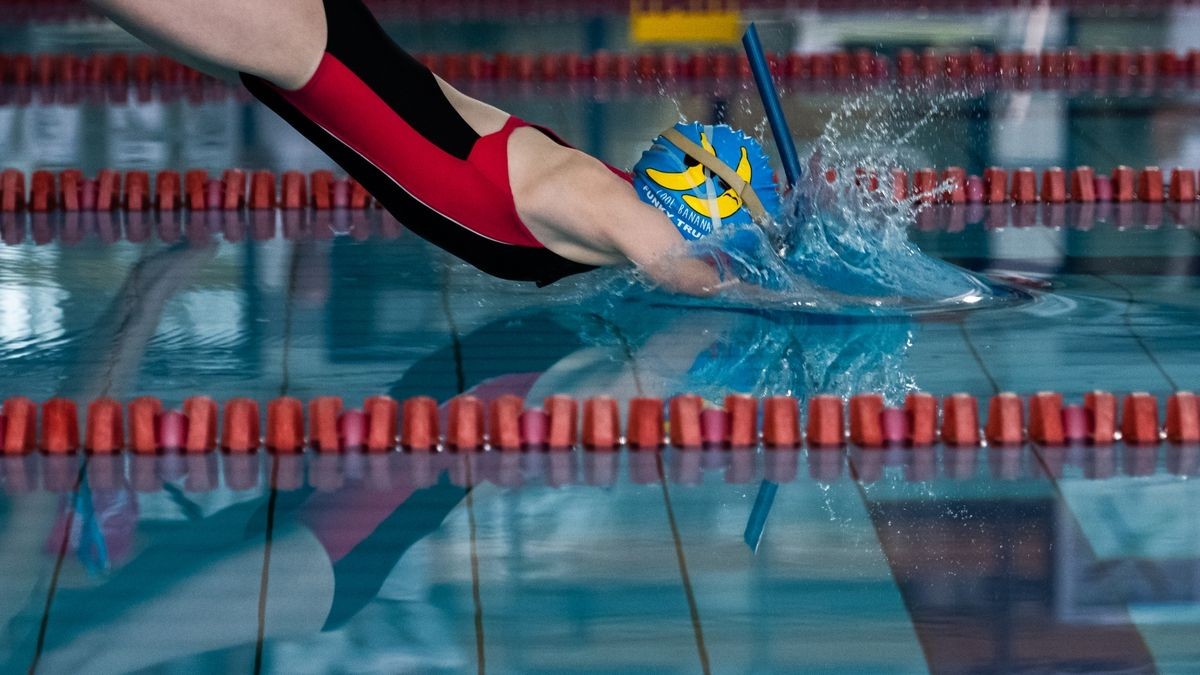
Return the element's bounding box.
[241,0,598,286]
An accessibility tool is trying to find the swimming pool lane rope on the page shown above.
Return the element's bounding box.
[0,389,1191,458]
[4,46,1200,91]
[2,164,1190,220]
[4,0,1192,23]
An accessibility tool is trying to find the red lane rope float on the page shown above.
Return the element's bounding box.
[4,166,1200,216]
[7,77,1200,109]
[431,46,1200,86]
[0,169,375,214]
[0,390,1194,457]
[2,1,1198,24]
[4,435,1195,496]
[0,199,1197,245]
[8,47,1200,91]
[3,167,1200,245]
[894,165,1200,204]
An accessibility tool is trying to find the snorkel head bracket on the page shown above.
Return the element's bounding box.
[633,122,780,240]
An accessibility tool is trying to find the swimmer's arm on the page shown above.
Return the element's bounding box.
[602,206,729,297]
[520,151,726,296]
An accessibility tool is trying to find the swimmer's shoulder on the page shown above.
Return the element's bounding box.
[509,130,633,267]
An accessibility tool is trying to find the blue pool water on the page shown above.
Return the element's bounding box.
[0,208,1197,674]
[5,8,1200,675]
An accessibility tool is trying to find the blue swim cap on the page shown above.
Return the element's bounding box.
[633,122,779,240]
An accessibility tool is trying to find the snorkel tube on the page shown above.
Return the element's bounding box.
[743,24,803,190]
[740,23,801,554]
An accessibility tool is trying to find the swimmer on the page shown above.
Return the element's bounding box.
[87,0,780,294]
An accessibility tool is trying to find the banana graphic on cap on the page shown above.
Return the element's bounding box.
[644,133,754,220]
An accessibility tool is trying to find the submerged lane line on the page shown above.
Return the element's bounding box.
[1096,275,1180,392]
[1034,227,1178,392]
[601,316,710,674]
[27,459,89,675]
[655,454,712,675]
[463,463,486,675]
[852,315,1157,673]
[956,320,1000,395]
[253,459,282,675]
[955,276,1159,671]
[440,271,485,675]
[834,309,1002,672]
[254,248,302,674]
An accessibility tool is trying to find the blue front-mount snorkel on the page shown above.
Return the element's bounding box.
[740,23,803,553]
[742,24,803,191]
[742,24,808,257]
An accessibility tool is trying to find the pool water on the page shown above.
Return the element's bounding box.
[0,204,1197,674]
[5,7,1200,675]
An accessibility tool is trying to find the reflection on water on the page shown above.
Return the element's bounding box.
[0,209,1197,672]
[4,442,1198,497]
[1,440,1197,673]
[0,218,1191,405]
[6,11,1200,673]
[578,300,919,404]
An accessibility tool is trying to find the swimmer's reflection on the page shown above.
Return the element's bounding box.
[0,235,322,662]
[5,442,1196,671]
[0,242,218,671]
[2,303,918,672]
[59,243,217,400]
[399,305,917,406]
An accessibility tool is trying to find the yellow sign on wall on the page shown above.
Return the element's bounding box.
[630,0,741,45]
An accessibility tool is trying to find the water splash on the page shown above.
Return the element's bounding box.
[682,310,918,404]
[673,89,1028,313]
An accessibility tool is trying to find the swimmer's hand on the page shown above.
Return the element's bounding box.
[635,253,728,297]
[593,199,731,295]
